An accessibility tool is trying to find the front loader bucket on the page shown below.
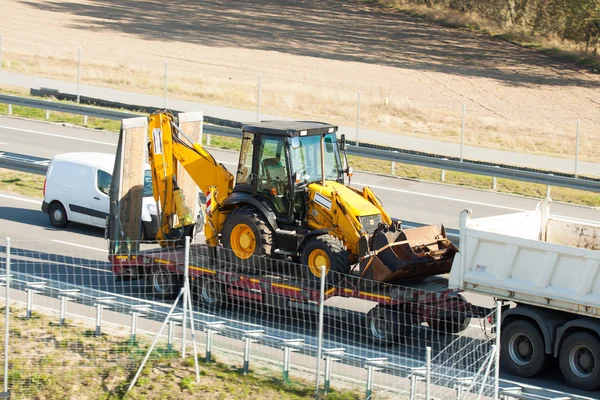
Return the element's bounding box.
[360,225,458,283]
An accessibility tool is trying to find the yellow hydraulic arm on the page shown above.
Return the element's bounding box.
[147,112,234,246]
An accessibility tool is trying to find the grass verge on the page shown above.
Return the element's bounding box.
[0,168,45,198]
[0,306,361,399]
[1,97,596,207]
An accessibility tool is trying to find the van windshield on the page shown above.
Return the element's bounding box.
[143,170,153,197]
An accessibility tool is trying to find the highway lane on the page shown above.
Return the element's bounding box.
[1,116,598,231]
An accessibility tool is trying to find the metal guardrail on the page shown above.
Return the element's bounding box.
[1,93,598,193]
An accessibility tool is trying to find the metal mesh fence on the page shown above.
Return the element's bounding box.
[0,236,500,398]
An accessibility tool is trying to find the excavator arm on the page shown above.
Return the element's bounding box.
[147,112,234,247]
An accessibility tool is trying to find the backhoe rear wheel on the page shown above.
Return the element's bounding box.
[300,234,350,285]
[222,206,272,269]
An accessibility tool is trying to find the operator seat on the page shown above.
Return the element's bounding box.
[262,158,287,213]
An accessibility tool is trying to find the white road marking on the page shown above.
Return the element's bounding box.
[52,240,108,253]
[355,181,525,211]
[0,141,8,145]
[0,193,41,204]
[0,125,116,146]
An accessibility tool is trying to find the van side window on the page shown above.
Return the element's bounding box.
[97,170,112,195]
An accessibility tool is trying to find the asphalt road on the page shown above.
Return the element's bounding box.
[1,116,599,397]
[1,116,598,231]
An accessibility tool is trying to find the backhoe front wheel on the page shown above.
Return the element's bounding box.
[300,235,350,284]
[222,206,273,267]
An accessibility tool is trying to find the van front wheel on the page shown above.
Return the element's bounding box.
[49,202,69,228]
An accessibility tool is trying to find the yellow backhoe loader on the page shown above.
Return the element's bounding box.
[145,111,456,282]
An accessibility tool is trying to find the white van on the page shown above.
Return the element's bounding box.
[41,152,158,239]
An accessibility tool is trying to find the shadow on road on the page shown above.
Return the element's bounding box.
[0,206,105,238]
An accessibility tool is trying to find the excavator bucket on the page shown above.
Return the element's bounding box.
[360,224,458,283]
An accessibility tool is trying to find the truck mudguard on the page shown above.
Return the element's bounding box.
[502,305,570,355]
[221,192,279,232]
[554,318,600,357]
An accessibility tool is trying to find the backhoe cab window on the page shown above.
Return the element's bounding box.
[236,132,255,185]
[258,137,289,214]
[289,133,341,184]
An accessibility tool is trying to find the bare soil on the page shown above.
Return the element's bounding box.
[3,0,600,159]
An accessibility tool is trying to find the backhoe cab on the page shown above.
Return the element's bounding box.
[147,113,457,283]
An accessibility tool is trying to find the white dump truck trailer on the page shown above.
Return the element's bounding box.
[449,198,600,390]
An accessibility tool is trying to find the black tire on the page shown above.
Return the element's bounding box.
[145,266,181,300]
[194,277,228,309]
[222,206,272,268]
[300,234,350,284]
[49,201,69,228]
[501,320,552,377]
[367,307,399,345]
[559,332,600,391]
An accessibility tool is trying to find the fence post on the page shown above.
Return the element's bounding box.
[181,236,190,358]
[77,47,82,103]
[163,60,168,108]
[243,337,251,374]
[494,301,502,400]
[257,73,261,122]
[426,346,432,400]
[391,161,395,175]
[355,90,361,146]
[3,237,10,394]
[492,176,497,191]
[45,110,50,120]
[575,119,580,178]
[7,104,11,115]
[460,104,466,162]
[366,364,374,399]
[315,265,326,397]
[58,289,78,326]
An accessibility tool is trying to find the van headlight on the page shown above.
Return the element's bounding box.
[146,203,157,215]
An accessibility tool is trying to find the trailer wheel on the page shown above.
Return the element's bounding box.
[559,332,600,391]
[367,307,399,345]
[300,235,350,284]
[146,266,180,300]
[501,320,550,377]
[196,277,227,309]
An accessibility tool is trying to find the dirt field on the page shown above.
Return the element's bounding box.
[3,0,600,159]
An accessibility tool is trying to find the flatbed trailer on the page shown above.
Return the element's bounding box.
[111,243,489,343]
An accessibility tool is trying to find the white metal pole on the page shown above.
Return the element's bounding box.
[164,60,168,108]
[575,119,580,178]
[356,90,361,146]
[460,104,466,162]
[182,236,189,358]
[494,301,501,400]
[185,270,201,383]
[77,47,82,103]
[257,73,261,122]
[4,237,11,393]
[426,346,431,400]
[127,288,184,394]
[315,265,326,397]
